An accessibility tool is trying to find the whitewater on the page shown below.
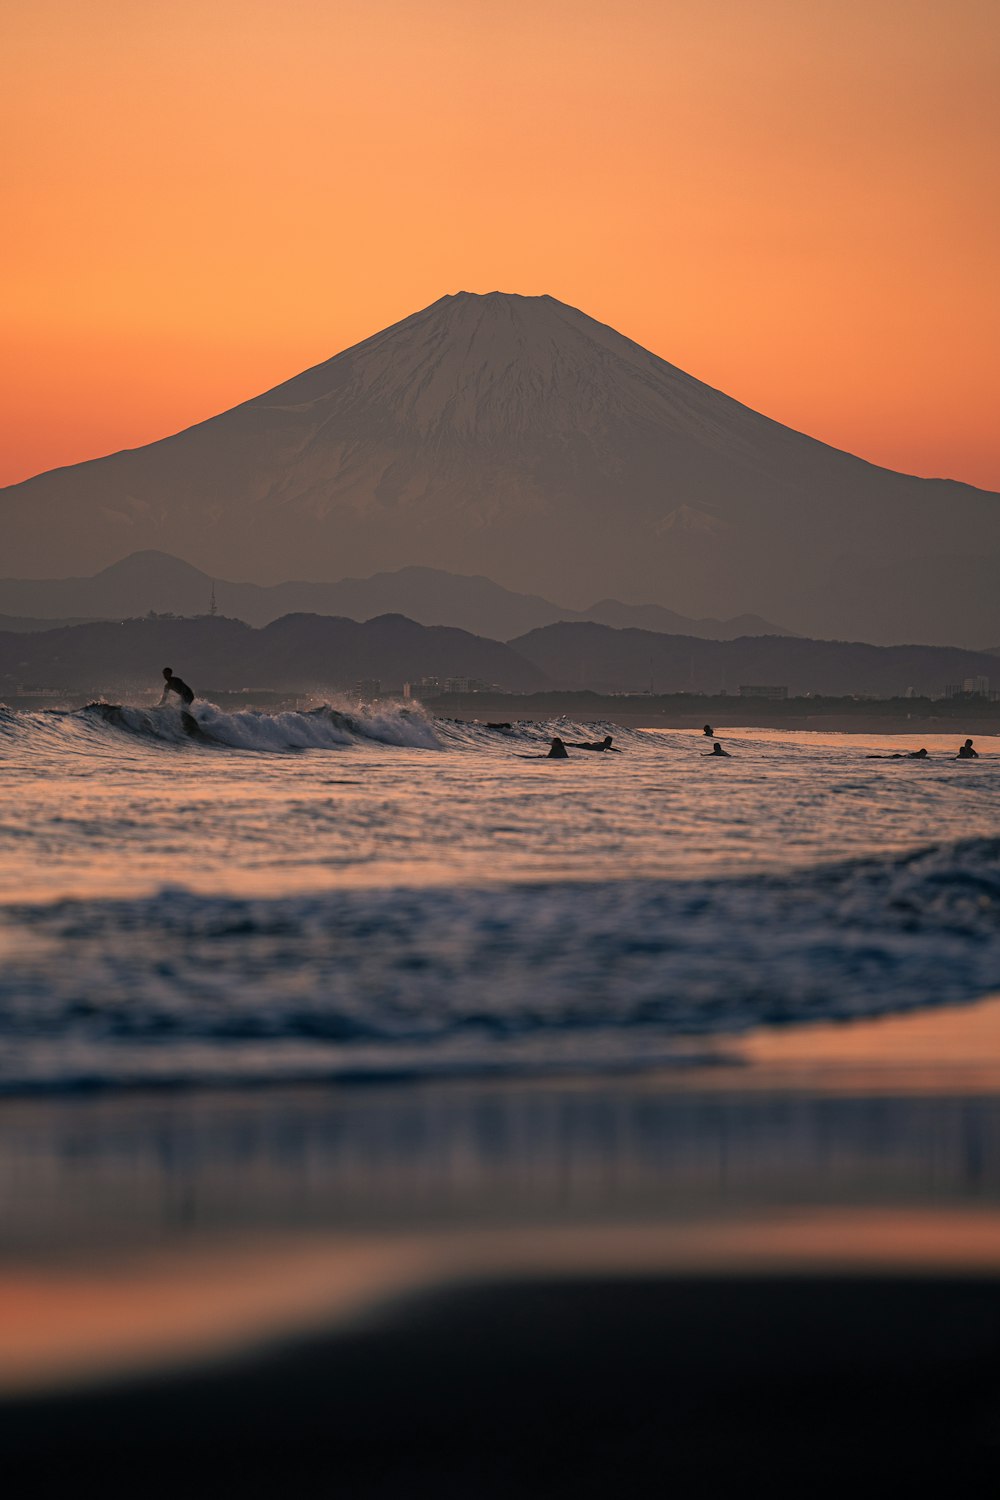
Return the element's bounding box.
[1,700,998,1093]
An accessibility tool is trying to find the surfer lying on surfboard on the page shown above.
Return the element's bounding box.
[568,735,621,752]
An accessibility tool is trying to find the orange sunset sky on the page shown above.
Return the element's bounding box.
[2,0,998,492]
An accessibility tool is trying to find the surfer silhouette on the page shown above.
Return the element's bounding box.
[159,667,195,707]
[703,724,713,736]
[705,742,730,757]
[956,738,979,759]
[867,748,930,759]
[516,735,570,760]
[569,735,620,752]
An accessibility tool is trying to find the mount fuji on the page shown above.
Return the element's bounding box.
[3,292,998,646]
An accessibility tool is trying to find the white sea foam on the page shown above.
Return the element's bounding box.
[0,836,998,1093]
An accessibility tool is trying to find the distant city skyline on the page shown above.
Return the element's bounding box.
[2,0,998,491]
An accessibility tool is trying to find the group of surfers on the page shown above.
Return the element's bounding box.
[159,667,983,762]
[543,724,981,761]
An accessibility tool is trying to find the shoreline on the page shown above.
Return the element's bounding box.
[438,706,1000,734]
[4,993,1000,1482]
[3,1265,999,1489]
[3,992,1000,1395]
[424,691,1000,735]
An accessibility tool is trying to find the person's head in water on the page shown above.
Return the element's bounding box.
[548,736,568,759]
[602,736,613,749]
[966,739,974,749]
[912,748,928,758]
[703,724,713,736]
[711,742,729,755]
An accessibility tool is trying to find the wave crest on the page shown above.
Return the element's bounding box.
[84,700,445,751]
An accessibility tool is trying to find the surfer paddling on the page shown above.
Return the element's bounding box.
[568,735,621,753]
[516,736,571,760]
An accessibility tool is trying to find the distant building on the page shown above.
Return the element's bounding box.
[945,677,992,699]
[738,684,788,700]
[353,678,382,699]
[415,675,494,694]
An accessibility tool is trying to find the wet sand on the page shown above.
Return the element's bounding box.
[4,995,1000,1487]
[3,1273,999,1490]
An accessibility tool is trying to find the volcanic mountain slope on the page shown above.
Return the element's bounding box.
[3,292,998,646]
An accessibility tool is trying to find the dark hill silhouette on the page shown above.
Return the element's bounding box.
[0,614,548,700]
[2,292,997,646]
[0,550,791,641]
[0,613,98,632]
[2,612,997,704]
[509,621,1000,699]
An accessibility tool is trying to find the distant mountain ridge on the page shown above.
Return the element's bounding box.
[0,613,548,700]
[2,291,998,647]
[2,610,997,705]
[510,622,1000,699]
[0,550,792,641]
[0,613,99,633]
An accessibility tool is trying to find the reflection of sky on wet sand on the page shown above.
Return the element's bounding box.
[6,996,1000,1257]
[4,994,1000,1393]
[8,1211,1000,1398]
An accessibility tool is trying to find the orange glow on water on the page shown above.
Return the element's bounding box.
[1,0,998,491]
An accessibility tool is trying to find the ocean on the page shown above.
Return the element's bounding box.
[2,701,998,1096]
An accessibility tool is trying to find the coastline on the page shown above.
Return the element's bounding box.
[424,692,1000,736]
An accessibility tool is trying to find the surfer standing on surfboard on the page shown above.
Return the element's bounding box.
[159,667,195,707]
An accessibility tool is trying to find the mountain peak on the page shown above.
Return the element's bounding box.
[95,550,211,583]
[448,289,550,301]
[2,293,998,646]
[251,288,682,442]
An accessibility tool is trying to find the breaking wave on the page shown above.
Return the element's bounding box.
[1,834,998,1094]
[0,701,446,753]
[0,702,638,756]
[90,700,450,751]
